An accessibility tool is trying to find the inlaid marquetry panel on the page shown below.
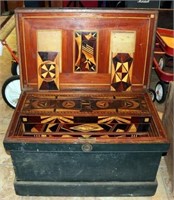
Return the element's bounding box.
[74,31,97,72]
[9,90,163,140]
[17,114,155,139]
[111,53,133,91]
[110,32,136,91]
[22,93,148,114]
[37,30,61,90]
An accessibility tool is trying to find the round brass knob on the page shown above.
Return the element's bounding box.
[81,144,93,152]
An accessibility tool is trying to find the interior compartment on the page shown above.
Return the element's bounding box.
[13,115,158,139]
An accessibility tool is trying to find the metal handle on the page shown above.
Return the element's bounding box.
[81,144,93,152]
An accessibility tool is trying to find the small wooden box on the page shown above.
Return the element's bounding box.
[4,9,169,196]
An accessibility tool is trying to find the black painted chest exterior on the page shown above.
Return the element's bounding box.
[4,8,169,196]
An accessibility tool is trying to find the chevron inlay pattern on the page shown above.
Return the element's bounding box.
[74,31,97,72]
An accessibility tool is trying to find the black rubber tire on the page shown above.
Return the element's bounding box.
[11,61,20,75]
[158,56,166,70]
[1,75,21,109]
[148,88,156,102]
[155,81,168,104]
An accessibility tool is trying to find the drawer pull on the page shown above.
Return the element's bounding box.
[81,144,93,152]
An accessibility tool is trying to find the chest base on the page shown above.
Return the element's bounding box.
[14,180,157,197]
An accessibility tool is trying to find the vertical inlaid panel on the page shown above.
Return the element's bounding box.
[110,31,136,91]
[74,31,97,72]
[37,30,61,90]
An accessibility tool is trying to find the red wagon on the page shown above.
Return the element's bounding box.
[0,15,21,109]
[153,28,174,103]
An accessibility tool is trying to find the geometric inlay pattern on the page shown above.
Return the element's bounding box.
[40,62,56,80]
[111,53,133,91]
[38,51,59,90]
[20,115,152,138]
[74,31,97,72]
[22,94,148,114]
[12,92,161,140]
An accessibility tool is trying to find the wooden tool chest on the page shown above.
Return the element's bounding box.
[3,9,169,196]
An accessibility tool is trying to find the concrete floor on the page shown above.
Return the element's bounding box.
[0,18,173,200]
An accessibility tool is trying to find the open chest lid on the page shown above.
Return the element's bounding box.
[16,8,158,92]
